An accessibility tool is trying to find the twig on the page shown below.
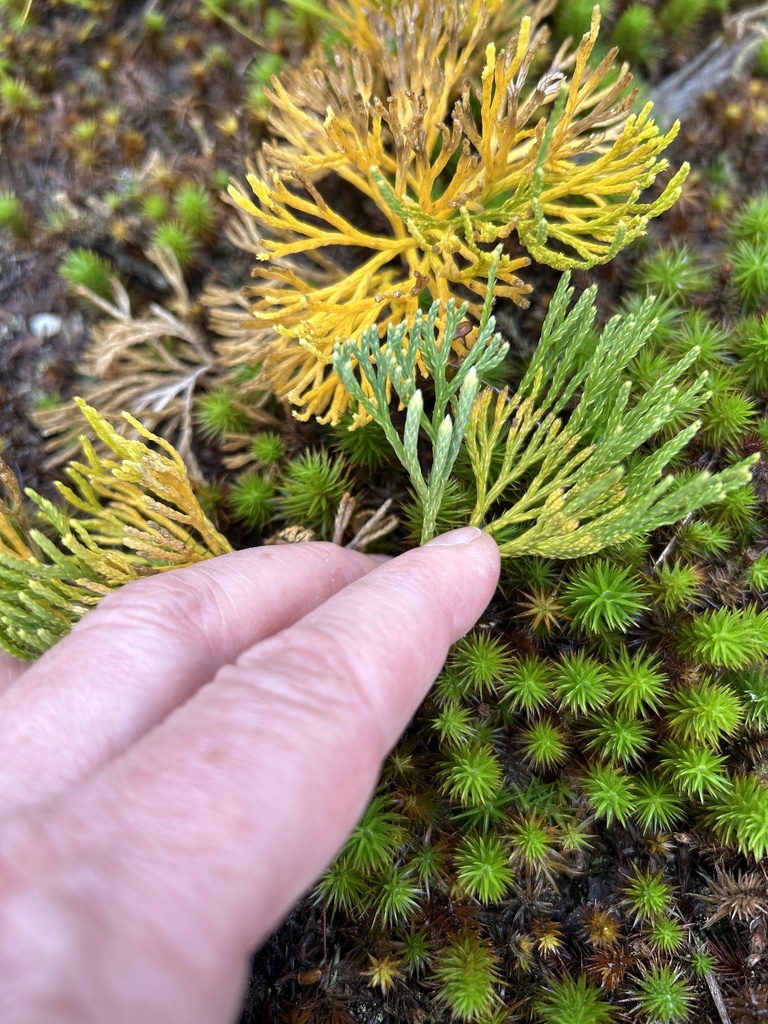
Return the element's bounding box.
[347,498,398,550]
[653,510,695,568]
[332,494,399,550]
[650,4,768,124]
[704,971,733,1024]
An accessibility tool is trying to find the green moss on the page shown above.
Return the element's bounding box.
[554,0,614,42]
[454,832,514,903]
[648,562,702,614]
[342,795,405,873]
[195,387,250,438]
[0,75,42,116]
[634,243,711,301]
[553,652,611,714]
[735,315,768,392]
[679,606,768,668]
[611,3,659,66]
[141,193,169,222]
[562,560,647,636]
[249,432,285,468]
[173,182,216,238]
[59,247,115,300]
[633,774,684,831]
[0,189,30,239]
[503,656,554,714]
[581,763,637,825]
[623,866,673,923]
[521,719,569,770]
[729,238,768,310]
[277,450,352,537]
[227,471,276,528]
[755,40,768,78]
[150,220,199,268]
[433,931,501,1022]
[439,743,504,807]
[331,414,393,468]
[730,193,768,243]
[536,974,615,1024]
[451,633,513,696]
[634,966,693,1023]
[658,0,708,36]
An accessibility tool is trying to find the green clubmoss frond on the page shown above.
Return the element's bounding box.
[335,283,508,541]
[465,273,757,558]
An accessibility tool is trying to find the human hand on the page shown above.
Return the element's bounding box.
[0,528,499,1024]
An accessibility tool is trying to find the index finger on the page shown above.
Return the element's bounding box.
[0,653,24,695]
[2,530,500,1023]
[0,543,379,817]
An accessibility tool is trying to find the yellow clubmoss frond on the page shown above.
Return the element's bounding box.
[0,459,35,562]
[224,1,687,425]
[0,399,231,660]
[328,0,539,106]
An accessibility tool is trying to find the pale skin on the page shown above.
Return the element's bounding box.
[0,527,500,1024]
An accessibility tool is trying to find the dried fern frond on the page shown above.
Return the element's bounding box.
[225,2,687,424]
[0,399,231,660]
[466,275,757,557]
[34,247,218,479]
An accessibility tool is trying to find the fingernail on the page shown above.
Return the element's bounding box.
[425,526,484,547]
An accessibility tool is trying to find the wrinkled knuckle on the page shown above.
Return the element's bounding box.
[72,571,212,649]
[250,623,388,750]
